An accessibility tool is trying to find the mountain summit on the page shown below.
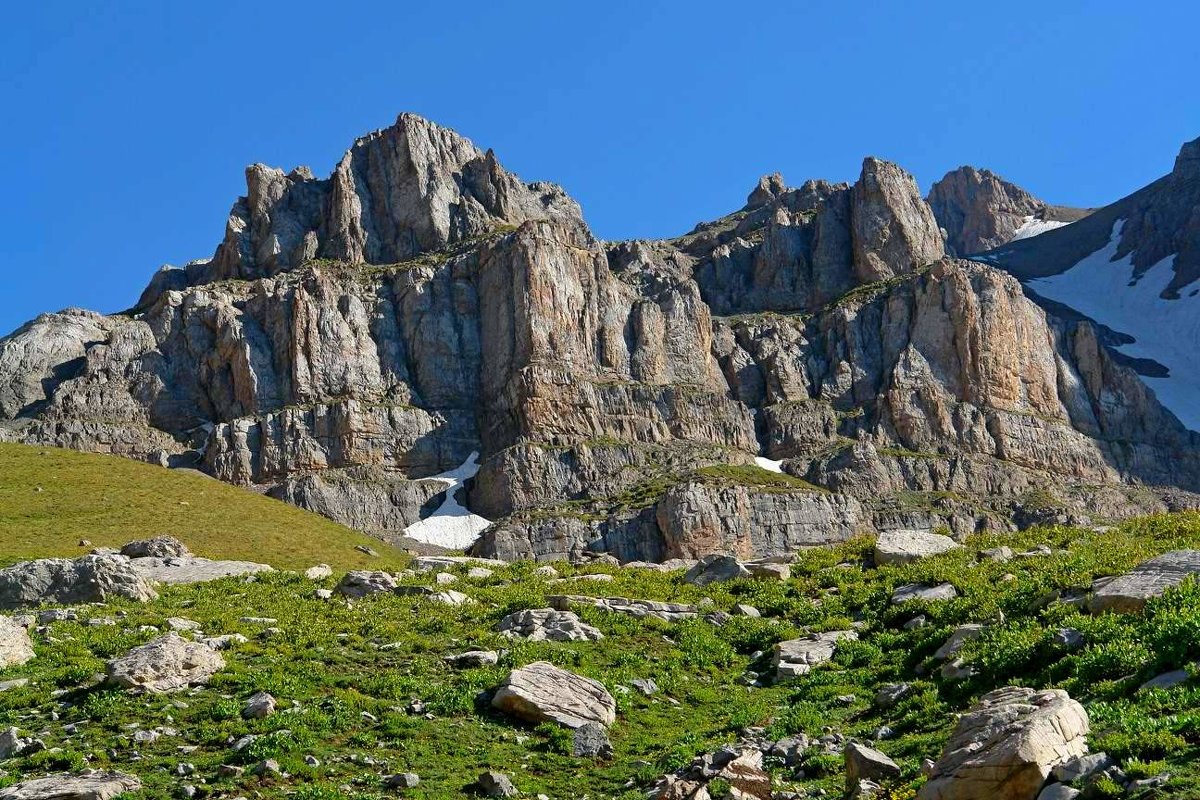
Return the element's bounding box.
[2,115,1199,561]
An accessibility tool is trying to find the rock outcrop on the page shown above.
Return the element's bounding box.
[0,616,35,667]
[2,114,1198,564]
[0,771,142,800]
[0,554,158,609]
[491,661,616,729]
[918,687,1089,800]
[1089,550,1200,613]
[106,633,226,692]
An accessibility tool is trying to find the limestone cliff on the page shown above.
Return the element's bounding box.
[2,115,1197,562]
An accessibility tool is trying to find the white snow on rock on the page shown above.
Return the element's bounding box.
[1029,220,1200,431]
[403,452,492,549]
[754,456,784,473]
[1009,215,1069,242]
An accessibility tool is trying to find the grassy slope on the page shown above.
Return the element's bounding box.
[2,515,1200,798]
[0,442,407,570]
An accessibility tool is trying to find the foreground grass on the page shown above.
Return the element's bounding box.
[0,443,406,569]
[1,515,1200,797]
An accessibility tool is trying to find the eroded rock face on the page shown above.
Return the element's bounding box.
[918,687,1089,800]
[0,616,35,667]
[491,661,616,729]
[2,115,1198,564]
[106,633,226,693]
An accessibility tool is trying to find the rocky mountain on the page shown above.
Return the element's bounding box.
[927,166,1091,256]
[975,137,1200,431]
[2,114,1199,562]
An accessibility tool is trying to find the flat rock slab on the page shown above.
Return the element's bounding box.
[106,633,225,693]
[547,595,699,623]
[918,687,1089,800]
[335,570,397,598]
[0,554,157,609]
[773,631,858,680]
[1090,550,1200,613]
[0,615,35,667]
[497,609,602,642]
[875,529,960,566]
[130,556,272,585]
[413,556,506,572]
[492,661,616,728]
[891,583,958,604]
[0,770,141,799]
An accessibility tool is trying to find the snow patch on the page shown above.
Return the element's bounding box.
[1029,220,1200,430]
[754,456,784,473]
[403,452,492,549]
[1009,215,1069,242]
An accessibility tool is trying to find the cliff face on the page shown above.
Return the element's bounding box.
[2,115,1197,562]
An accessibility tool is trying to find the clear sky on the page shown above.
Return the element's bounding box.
[3,1,1198,335]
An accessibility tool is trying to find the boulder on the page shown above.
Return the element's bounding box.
[0,615,35,667]
[335,570,397,598]
[684,554,750,586]
[119,536,191,559]
[0,554,157,609]
[474,771,517,798]
[772,630,858,680]
[496,609,602,642]
[845,742,902,793]
[304,564,333,580]
[491,661,616,728]
[243,691,276,719]
[918,687,1089,800]
[933,624,986,660]
[0,771,141,800]
[106,633,226,692]
[547,594,699,623]
[1138,669,1189,692]
[875,529,960,566]
[1090,550,1200,613]
[572,721,614,758]
[443,650,499,668]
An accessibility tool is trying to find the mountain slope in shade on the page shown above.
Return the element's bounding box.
[980,136,1200,431]
[927,166,1091,256]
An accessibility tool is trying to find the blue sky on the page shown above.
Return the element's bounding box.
[2,1,1198,334]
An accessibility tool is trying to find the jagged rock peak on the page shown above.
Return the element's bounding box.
[1174,135,1200,178]
[202,113,582,285]
[746,172,786,208]
[851,156,945,281]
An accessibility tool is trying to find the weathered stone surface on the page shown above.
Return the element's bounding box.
[243,691,276,719]
[491,661,616,728]
[684,554,750,586]
[119,536,191,559]
[1090,550,1200,613]
[496,609,602,642]
[106,633,225,692]
[773,631,858,680]
[875,529,960,566]
[130,556,272,584]
[0,554,157,609]
[0,771,141,800]
[891,583,958,604]
[572,721,614,758]
[845,742,902,793]
[918,687,1089,800]
[548,595,698,623]
[335,570,397,598]
[0,615,35,667]
[443,650,499,668]
[933,624,986,661]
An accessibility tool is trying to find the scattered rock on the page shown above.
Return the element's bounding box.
[443,650,500,668]
[772,631,858,680]
[891,583,958,604]
[496,609,602,642]
[0,615,35,667]
[335,570,397,598]
[251,758,282,776]
[630,678,658,696]
[1051,752,1114,784]
[106,633,225,692]
[243,691,276,719]
[0,727,42,759]
[384,772,420,789]
[548,595,698,623]
[1036,784,1081,800]
[165,617,201,632]
[466,567,494,579]
[532,565,559,578]
[1052,628,1084,650]
[918,687,1089,800]
[874,683,912,709]
[304,564,332,580]
[474,771,517,798]
[120,536,191,559]
[980,546,1015,563]
[731,603,761,617]
[355,545,379,557]
[434,572,457,585]
[0,771,141,800]
[572,721,614,758]
[874,529,960,566]
[845,742,902,794]
[684,554,751,586]
[746,561,790,581]
[933,624,985,660]
[492,661,616,728]
[1090,551,1200,613]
